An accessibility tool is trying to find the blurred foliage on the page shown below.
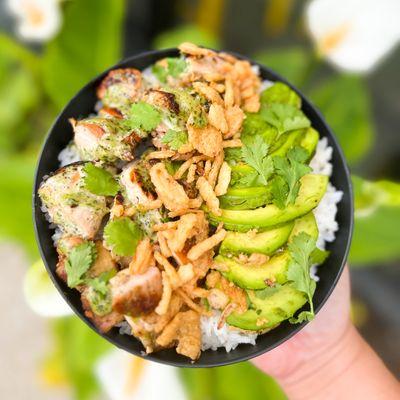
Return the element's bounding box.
[180,361,286,400]
[43,0,125,109]
[45,318,112,400]
[153,24,220,50]
[0,155,37,256]
[309,75,374,165]
[350,177,400,265]
[254,47,310,88]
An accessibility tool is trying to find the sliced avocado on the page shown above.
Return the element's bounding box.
[215,213,318,289]
[226,284,307,331]
[209,174,328,231]
[219,221,294,256]
[219,186,271,210]
[216,251,290,289]
[300,127,319,159]
[270,129,304,156]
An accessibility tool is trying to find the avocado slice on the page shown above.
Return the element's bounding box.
[215,213,318,289]
[209,174,328,231]
[219,221,294,256]
[216,251,290,289]
[300,127,319,159]
[270,129,304,156]
[219,186,271,210]
[226,284,307,331]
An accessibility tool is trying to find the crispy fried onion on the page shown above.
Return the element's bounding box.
[128,237,154,274]
[196,176,221,216]
[150,163,190,212]
[187,229,226,261]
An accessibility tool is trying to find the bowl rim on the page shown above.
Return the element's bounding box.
[33,47,354,368]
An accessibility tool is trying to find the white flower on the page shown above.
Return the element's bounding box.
[23,260,73,317]
[6,0,62,42]
[96,349,187,400]
[305,0,400,73]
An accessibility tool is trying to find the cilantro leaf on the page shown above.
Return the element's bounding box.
[287,232,317,323]
[128,101,162,133]
[152,57,187,83]
[272,146,311,208]
[261,103,310,138]
[103,217,143,256]
[83,163,119,196]
[290,311,315,324]
[270,175,289,209]
[65,242,97,288]
[161,129,188,150]
[241,136,274,186]
[86,270,116,316]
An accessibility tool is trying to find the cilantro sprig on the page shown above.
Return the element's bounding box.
[239,136,274,186]
[271,146,311,208]
[103,217,143,256]
[83,163,119,196]
[161,129,188,150]
[65,242,97,288]
[261,103,310,139]
[128,101,162,133]
[287,232,317,323]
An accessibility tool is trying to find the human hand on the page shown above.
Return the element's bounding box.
[252,266,399,399]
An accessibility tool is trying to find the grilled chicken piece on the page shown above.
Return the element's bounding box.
[71,117,138,162]
[144,89,179,114]
[119,162,163,237]
[81,290,124,333]
[39,164,108,239]
[97,68,143,110]
[156,310,201,360]
[120,162,155,206]
[110,267,163,316]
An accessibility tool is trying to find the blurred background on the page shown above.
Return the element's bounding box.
[0,0,399,399]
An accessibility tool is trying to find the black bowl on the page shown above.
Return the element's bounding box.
[33,48,353,368]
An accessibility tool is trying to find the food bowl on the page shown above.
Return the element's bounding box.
[33,48,353,367]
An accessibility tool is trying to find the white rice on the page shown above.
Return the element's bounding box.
[310,138,343,250]
[58,143,81,167]
[200,313,257,352]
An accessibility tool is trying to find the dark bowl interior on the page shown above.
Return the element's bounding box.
[33,48,353,368]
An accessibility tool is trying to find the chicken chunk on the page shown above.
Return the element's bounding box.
[119,162,163,236]
[110,267,163,316]
[39,164,107,239]
[156,310,201,360]
[97,68,143,109]
[71,117,138,162]
[144,89,180,114]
